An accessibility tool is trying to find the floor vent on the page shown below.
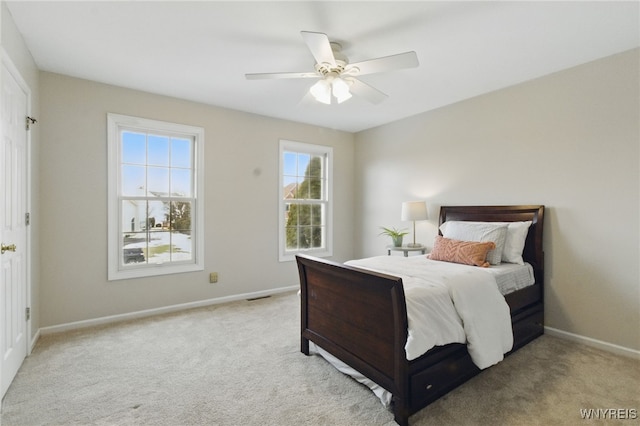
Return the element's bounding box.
[246,295,272,302]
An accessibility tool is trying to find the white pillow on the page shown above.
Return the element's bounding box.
[439,221,508,265]
[493,221,532,264]
[440,220,533,265]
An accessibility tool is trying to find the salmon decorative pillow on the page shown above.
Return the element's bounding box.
[427,235,496,267]
[439,221,508,265]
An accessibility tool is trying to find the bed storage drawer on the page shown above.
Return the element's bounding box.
[511,306,544,350]
[409,349,480,409]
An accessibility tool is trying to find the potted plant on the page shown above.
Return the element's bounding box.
[379,226,409,247]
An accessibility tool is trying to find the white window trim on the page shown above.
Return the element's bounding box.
[278,140,333,262]
[107,113,205,280]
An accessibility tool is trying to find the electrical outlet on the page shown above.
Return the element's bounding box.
[209,272,218,283]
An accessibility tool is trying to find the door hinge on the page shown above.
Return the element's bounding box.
[25,212,30,226]
[26,116,37,130]
[26,307,31,321]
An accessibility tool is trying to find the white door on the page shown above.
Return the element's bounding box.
[0,58,29,398]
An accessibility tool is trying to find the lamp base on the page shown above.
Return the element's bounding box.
[406,243,423,248]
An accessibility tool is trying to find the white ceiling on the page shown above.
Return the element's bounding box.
[6,1,640,133]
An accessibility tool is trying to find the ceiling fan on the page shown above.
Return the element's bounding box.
[245,31,419,105]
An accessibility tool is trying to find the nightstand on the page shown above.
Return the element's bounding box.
[387,245,426,257]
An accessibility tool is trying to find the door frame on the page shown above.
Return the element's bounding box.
[1,47,33,357]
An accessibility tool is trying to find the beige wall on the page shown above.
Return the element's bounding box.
[38,72,355,327]
[1,1,41,342]
[354,49,640,351]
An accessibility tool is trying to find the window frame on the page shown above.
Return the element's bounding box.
[107,113,205,280]
[278,140,333,262]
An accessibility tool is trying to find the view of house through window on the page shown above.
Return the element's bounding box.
[108,114,204,280]
[279,140,332,261]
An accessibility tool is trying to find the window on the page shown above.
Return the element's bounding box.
[107,113,204,280]
[279,140,332,262]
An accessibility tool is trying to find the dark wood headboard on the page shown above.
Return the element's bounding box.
[438,205,545,284]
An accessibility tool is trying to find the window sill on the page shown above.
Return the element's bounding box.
[108,262,204,281]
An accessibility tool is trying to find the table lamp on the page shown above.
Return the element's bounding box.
[401,201,428,247]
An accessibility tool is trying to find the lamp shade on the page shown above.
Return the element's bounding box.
[310,79,331,104]
[401,201,428,221]
[332,77,352,103]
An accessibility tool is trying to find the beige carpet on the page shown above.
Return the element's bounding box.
[1,291,638,426]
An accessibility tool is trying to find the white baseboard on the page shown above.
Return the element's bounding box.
[29,328,41,354]
[38,285,299,335]
[545,326,640,360]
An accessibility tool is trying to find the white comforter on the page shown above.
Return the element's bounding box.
[344,256,513,369]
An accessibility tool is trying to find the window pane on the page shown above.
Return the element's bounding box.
[148,200,166,229]
[299,226,311,248]
[298,204,311,225]
[146,231,171,264]
[121,200,147,232]
[122,232,147,265]
[311,204,322,226]
[286,226,298,250]
[311,226,323,248]
[171,138,192,168]
[283,152,297,176]
[171,169,192,196]
[306,156,323,199]
[285,202,297,226]
[171,231,192,261]
[121,165,146,196]
[169,201,192,232]
[308,156,322,177]
[122,131,146,165]
[147,167,170,195]
[297,154,310,176]
[148,135,170,166]
[283,179,297,200]
[284,202,293,225]
[297,177,310,199]
[285,201,298,249]
[308,177,322,200]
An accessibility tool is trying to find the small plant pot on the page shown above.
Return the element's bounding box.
[391,236,403,247]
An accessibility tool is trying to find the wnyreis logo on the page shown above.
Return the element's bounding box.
[580,408,638,420]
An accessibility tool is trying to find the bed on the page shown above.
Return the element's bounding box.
[296,205,544,426]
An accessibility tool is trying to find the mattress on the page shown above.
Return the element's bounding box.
[475,261,535,295]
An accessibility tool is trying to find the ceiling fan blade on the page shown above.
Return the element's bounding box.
[349,78,388,104]
[348,51,419,76]
[245,71,318,80]
[301,31,336,67]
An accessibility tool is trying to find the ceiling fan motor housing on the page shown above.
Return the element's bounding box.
[315,42,353,77]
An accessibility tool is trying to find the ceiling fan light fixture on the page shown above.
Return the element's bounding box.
[310,79,331,104]
[332,77,352,104]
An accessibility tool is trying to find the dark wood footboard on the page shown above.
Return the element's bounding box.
[296,254,413,422]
